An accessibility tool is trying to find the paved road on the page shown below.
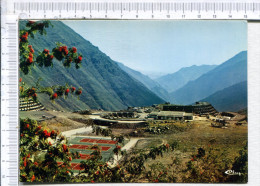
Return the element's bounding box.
[61,126,93,138]
[107,138,141,167]
[88,114,145,124]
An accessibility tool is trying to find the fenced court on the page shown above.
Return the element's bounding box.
[60,137,123,171]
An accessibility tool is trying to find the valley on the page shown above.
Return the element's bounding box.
[19,20,248,183]
[20,102,248,182]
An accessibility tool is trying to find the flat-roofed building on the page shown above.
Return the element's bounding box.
[162,102,217,115]
[147,111,193,120]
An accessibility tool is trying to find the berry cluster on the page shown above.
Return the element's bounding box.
[77,55,83,63]
[75,89,82,95]
[25,87,37,101]
[53,44,83,68]
[42,49,54,61]
[27,48,34,64]
[72,47,77,53]
[25,21,51,35]
[53,45,69,60]
[51,86,82,100]
[20,32,29,43]
[28,45,34,53]
[20,118,80,182]
[36,48,55,67]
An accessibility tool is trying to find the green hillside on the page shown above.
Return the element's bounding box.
[170,51,247,105]
[200,81,247,112]
[20,21,164,111]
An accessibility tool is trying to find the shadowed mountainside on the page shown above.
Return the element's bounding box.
[20,21,164,111]
[170,51,247,105]
[117,62,170,101]
[199,81,247,112]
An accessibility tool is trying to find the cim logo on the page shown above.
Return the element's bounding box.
[225,170,242,176]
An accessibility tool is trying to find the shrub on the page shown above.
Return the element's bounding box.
[20,118,80,182]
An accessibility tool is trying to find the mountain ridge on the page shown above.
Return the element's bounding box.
[199,81,247,112]
[170,51,247,105]
[20,21,164,111]
[116,62,170,101]
[156,64,217,93]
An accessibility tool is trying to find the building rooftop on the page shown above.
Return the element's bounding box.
[157,111,185,117]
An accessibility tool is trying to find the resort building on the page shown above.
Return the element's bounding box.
[162,102,217,115]
[147,111,193,120]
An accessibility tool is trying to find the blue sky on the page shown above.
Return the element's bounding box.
[64,20,247,78]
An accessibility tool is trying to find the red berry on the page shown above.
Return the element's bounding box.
[71,87,76,92]
[72,47,77,53]
[29,53,33,58]
[23,160,27,167]
[78,56,82,62]
[78,90,82,95]
[28,45,32,48]
[19,78,22,82]
[68,157,72,161]
[65,88,70,94]
[51,130,55,136]
[27,57,33,64]
[30,48,34,53]
[49,141,52,146]
[34,162,38,166]
[21,35,28,41]
[33,93,37,97]
[37,126,41,130]
[52,93,58,99]
[26,124,29,129]
[43,129,48,137]
[50,55,54,59]
[62,144,67,152]
[31,175,35,182]
[43,49,49,54]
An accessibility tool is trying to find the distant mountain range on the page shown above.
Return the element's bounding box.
[156,65,217,93]
[170,51,247,105]
[20,21,164,111]
[116,62,170,101]
[200,81,247,112]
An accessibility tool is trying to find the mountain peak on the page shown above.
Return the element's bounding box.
[156,64,217,93]
[170,51,247,105]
